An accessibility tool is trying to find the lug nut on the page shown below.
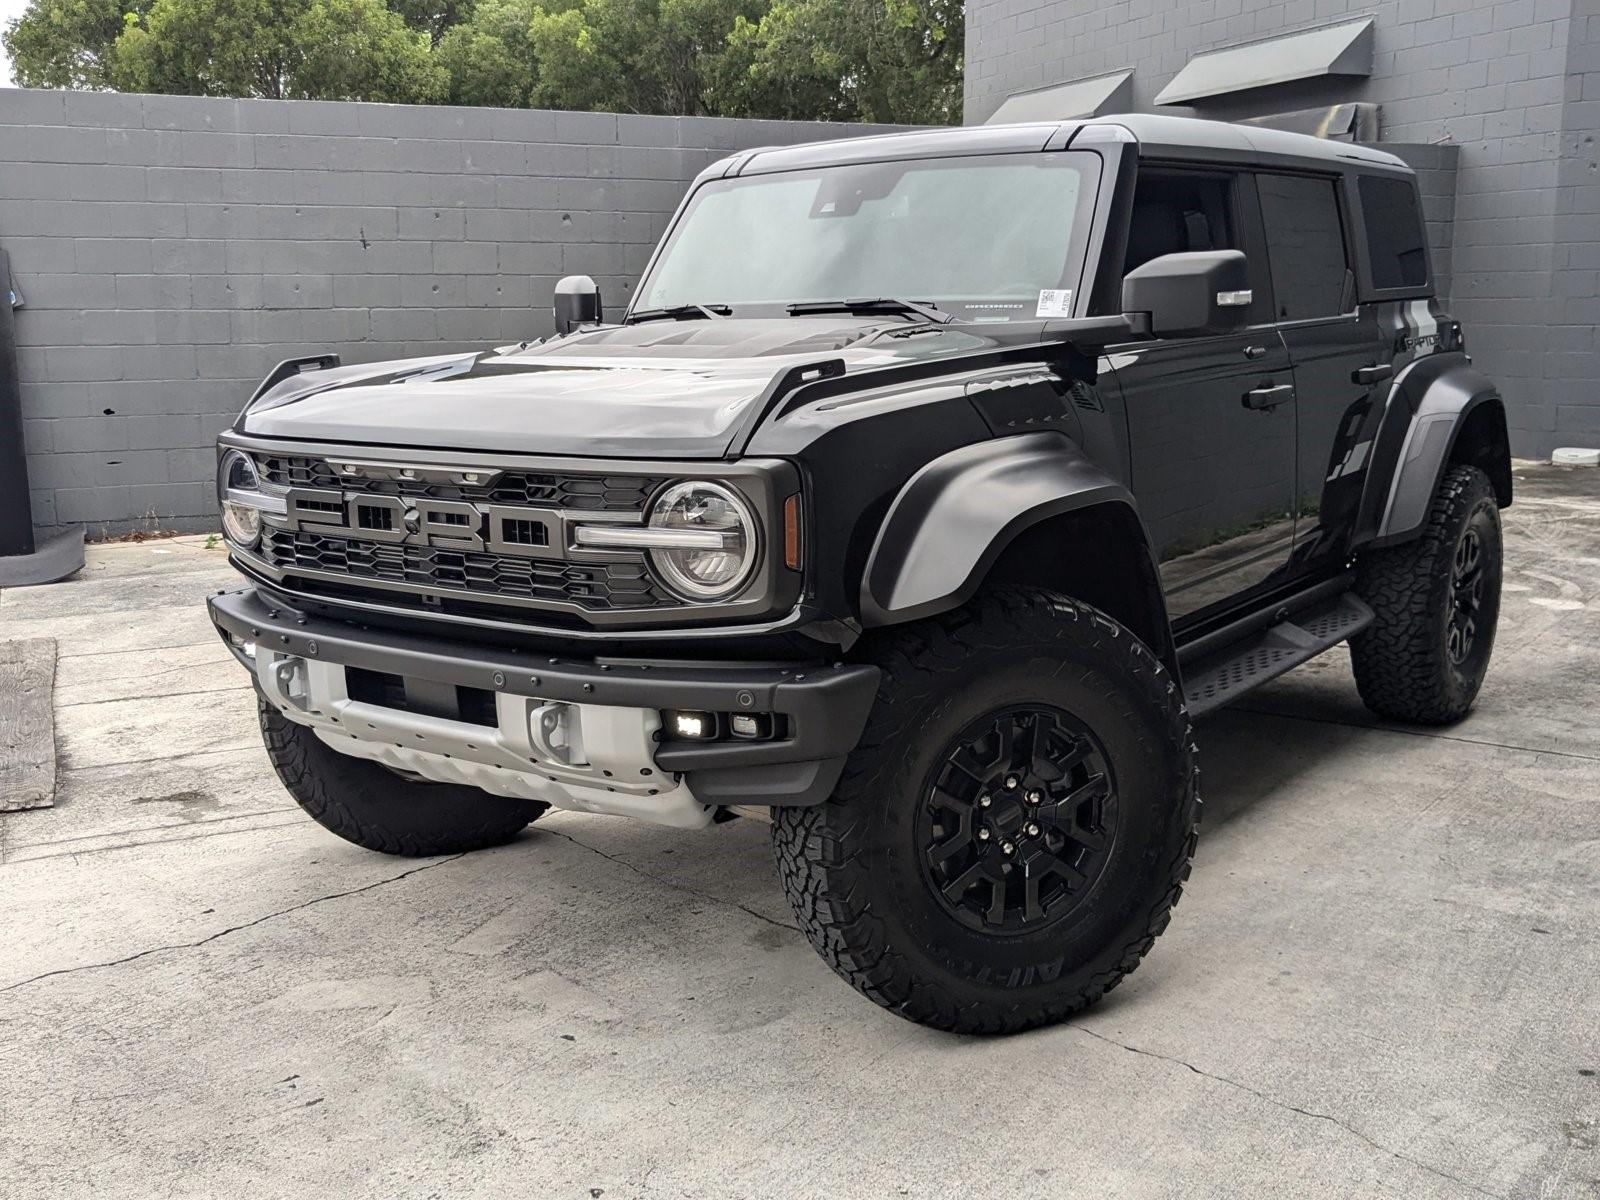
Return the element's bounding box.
[1004,775,1019,790]
[1001,841,1016,856]
[978,795,992,809]
[1025,822,1041,837]
[1026,789,1043,804]
[977,828,991,842]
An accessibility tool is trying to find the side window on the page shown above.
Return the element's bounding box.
[1122,168,1272,326]
[1358,175,1429,290]
[1256,173,1351,320]
[1123,170,1238,273]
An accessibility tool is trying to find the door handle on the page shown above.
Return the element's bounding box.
[1353,363,1393,385]
[1243,384,1294,411]
[1243,344,1268,359]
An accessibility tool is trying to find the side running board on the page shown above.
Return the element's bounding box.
[1182,591,1374,717]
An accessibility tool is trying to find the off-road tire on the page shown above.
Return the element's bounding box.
[770,588,1200,1035]
[1352,464,1502,725]
[261,700,547,856]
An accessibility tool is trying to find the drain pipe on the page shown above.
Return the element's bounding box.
[0,249,84,586]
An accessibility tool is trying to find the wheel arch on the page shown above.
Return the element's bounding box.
[1367,357,1512,549]
[859,432,1177,671]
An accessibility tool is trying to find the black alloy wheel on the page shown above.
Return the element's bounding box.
[919,705,1118,934]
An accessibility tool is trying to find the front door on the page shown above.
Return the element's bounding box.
[1114,334,1297,623]
[1111,166,1298,625]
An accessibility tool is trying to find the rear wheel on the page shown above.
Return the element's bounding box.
[771,588,1199,1034]
[1352,464,1502,725]
[261,700,547,856]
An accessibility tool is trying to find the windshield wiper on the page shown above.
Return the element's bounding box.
[624,303,732,324]
[785,298,953,324]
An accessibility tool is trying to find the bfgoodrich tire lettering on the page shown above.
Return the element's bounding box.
[770,588,1200,1034]
[1353,464,1502,725]
[261,699,547,856]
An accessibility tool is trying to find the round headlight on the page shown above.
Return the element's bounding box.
[218,450,263,548]
[647,481,757,601]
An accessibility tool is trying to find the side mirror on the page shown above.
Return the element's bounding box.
[554,274,603,336]
[1121,250,1252,339]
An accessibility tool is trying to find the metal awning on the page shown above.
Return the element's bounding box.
[985,70,1134,124]
[1155,18,1375,106]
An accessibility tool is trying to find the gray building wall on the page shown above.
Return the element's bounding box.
[0,89,901,537]
[966,0,1599,457]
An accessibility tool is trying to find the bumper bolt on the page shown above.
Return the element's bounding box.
[492,671,506,687]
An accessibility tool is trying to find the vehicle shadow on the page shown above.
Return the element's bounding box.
[528,675,1376,946]
[1191,693,1372,828]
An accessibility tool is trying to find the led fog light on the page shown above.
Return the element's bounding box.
[668,710,716,740]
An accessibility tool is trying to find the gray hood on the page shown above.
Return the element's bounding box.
[239,318,998,459]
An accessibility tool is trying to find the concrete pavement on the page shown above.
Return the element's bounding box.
[1,466,1597,1199]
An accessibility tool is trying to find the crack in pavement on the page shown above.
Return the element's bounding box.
[1068,1025,1508,1199]
[55,640,220,660]
[3,816,311,866]
[0,854,465,996]
[544,828,801,934]
[1232,706,1600,765]
[57,683,251,709]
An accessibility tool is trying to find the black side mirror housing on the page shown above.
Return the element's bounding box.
[554,274,603,335]
[1121,250,1252,338]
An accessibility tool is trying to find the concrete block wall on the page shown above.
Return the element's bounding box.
[966,0,1594,456]
[0,89,903,537]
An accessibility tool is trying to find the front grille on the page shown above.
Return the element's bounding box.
[255,454,663,512]
[260,528,672,611]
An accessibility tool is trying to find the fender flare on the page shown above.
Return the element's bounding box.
[1367,355,1509,547]
[860,431,1163,630]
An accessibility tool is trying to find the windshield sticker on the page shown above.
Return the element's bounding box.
[1035,289,1073,318]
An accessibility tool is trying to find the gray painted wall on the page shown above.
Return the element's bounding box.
[0,89,901,537]
[966,0,1598,457]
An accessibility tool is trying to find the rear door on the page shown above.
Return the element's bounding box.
[1252,171,1390,580]
[1112,166,1299,625]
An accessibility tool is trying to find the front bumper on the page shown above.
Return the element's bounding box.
[207,587,879,825]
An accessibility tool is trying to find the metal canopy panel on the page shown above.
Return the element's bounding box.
[985,70,1135,124]
[1155,18,1375,106]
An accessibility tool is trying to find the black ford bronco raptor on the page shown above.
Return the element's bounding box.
[209,115,1510,1033]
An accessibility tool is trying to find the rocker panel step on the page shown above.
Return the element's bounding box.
[1182,591,1374,717]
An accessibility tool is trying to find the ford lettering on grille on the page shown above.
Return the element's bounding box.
[281,487,561,559]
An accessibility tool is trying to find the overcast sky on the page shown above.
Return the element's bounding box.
[0,0,27,87]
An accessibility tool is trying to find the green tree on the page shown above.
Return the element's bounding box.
[434,0,542,107]
[724,0,961,125]
[109,0,447,101]
[4,0,963,122]
[527,0,764,116]
[4,0,146,89]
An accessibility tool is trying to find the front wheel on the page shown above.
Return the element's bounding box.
[771,588,1200,1035]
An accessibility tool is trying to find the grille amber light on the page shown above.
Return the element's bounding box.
[783,494,802,571]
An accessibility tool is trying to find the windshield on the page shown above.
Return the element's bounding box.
[635,152,1100,323]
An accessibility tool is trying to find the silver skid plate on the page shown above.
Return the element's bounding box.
[256,648,713,828]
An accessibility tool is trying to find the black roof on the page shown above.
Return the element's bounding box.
[719,113,1411,181]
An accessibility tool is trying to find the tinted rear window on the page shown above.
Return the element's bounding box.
[1256,173,1350,320]
[1358,175,1429,290]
